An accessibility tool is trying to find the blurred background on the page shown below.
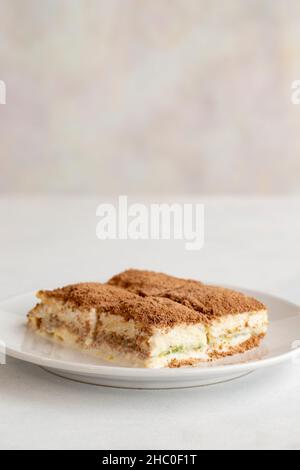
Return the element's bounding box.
[0,0,300,196]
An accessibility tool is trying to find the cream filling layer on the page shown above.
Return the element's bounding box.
[149,324,207,357]
[29,304,268,362]
[91,312,208,357]
[208,311,268,352]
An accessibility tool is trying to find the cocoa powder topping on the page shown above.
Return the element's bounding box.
[38,282,205,328]
[108,269,266,319]
[38,269,266,328]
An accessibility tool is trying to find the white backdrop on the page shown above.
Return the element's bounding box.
[0,0,300,195]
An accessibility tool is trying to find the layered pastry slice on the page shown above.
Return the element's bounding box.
[27,271,268,368]
[27,283,209,368]
[108,270,269,359]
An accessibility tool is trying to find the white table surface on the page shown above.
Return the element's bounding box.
[0,196,299,450]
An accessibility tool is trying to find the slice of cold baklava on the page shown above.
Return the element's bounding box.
[108,270,269,359]
[27,283,209,368]
[27,271,268,368]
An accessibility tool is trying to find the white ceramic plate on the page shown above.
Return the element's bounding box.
[0,289,300,389]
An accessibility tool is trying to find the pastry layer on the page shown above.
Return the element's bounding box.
[27,292,210,368]
[207,311,268,355]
